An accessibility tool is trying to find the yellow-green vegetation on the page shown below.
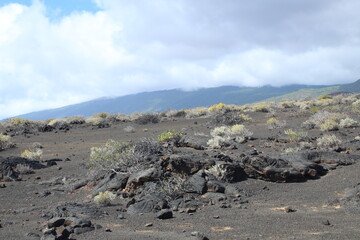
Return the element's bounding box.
[89,139,136,171]
[320,119,339,131]
[308,106,323,114]
[20,149,43,161]
[157,130,183,143]
[185,107,208,118]
[0,134,12,151]
[94,191,116,205]
[208,103,227,112]
[318,94,331,100]
[239,113,252,121]
[9,118,33,126]
[284,129,307,142]
[250,102,274,112]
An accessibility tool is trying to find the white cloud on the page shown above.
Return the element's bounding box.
[0,0,359,119]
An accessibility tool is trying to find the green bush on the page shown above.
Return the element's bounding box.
[0,134,13,151]
[157,130,183,143]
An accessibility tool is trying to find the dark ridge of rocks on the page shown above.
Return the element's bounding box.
[41,216,98,239]
[45,203,103,219]
[0,156,47,181]
[240,151,360,182]
[91,172,129,196]
[178,135,210,150]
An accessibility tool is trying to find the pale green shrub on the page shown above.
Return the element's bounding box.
[267,117,286,129]
[320,119,339,131]
[124,126,135,133]
[94,191,116,205]
[20,149,43,161]
[157,130,183,143]
[89,140,138,172]
[16,164,33,174]
[317,134,341,150]
[0,134,12,151]
[207,124,253,148]
[339,117,358,128]
[284,129,307,142]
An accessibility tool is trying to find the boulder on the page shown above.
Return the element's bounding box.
[92,172,129,195]
[126,168,161,189]
[184,171,207,194]
[178,135,210,150]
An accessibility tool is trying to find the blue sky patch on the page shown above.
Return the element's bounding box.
[0,0,100,18]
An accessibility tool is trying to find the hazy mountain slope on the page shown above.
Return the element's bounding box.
[11,80,359,120]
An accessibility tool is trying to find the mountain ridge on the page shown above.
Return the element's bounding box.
[11,80,360,120]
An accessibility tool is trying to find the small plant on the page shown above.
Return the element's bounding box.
[124,126,135,133]
[94,191,116,205]
[320,119,339,131]
[20,149,43,161]
[207,124,252,148]
[339,117,358,128]
[267,117,286,129]
[317,134,341,150]
[159,174,186,199]
[251,102,273,112]
[0,134,13,151]
[89,140,138,172]
[134,113,160,125]
[16,164,33,175]
[239,114,252,121]
[208,103,227,112]
[206,163,227,180]
[9,118,32,126]
[284,129,307,142]
[185,107,208,118]
[157,130,183,143]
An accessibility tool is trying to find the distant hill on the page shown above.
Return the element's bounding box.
[12,80,360,120]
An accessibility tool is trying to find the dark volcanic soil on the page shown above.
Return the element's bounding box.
[1,104,360,240]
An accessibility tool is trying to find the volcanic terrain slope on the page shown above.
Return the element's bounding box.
[1,94,360,240]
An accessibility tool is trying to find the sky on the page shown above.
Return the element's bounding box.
[0,0,360,119]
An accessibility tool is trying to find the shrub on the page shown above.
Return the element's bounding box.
[133,138,162,157]
[16,164,33,175]
[163,110,186,118]
[284,129,307,142]
[123,126,135,133]
[339,117,358,128]
[89,140,138,173]
[9,118,33,126]
[320,119,339,131]
[317,134,341,150]
[159,174,186,199]
[250,102,273,112]
[0,134,13,151]
[94,191,116,205]
[85,116,109,127]
[239,114,252,122]
[207,124,252,148]
[134,113,160,125]
[185,107,208,118]
[212,111,248,126]
[208,103,227,112]
[20,149,43,161]
[306,111,342,129]
[206,163,227,181]
[158,130,183,143]
[267,117,286,129]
